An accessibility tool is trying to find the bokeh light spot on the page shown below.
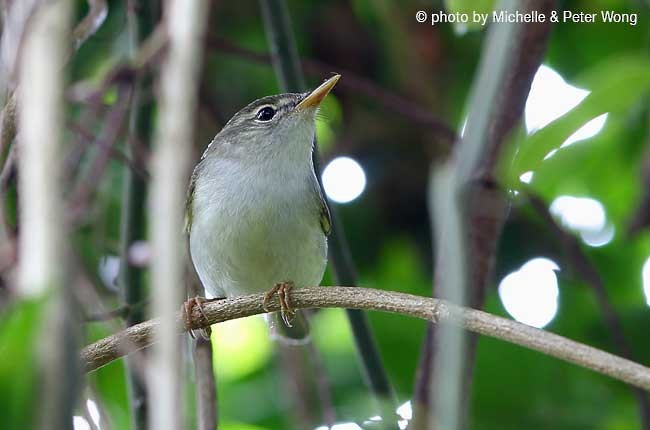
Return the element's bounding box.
[642,258,650,307]
[526,65,589,133]
[549,195,614,247]
[525,65,607,161]
[322,157,367,203]
[519,171,534,184]
[498,258,560,328]
[73,417,90,430]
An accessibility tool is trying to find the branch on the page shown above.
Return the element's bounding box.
[80,286,650,391]
[193,336,217,430]
[72,0,108,50]
[147,1,209,429]
[18,1,77,429]
[118,2,158,429]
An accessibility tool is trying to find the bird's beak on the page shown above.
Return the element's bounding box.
[295,74,341,111]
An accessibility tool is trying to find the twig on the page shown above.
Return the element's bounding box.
[72,0,108,50]
[147,1,209,429]
[188,273,218,430]
[69,84,133,220]
[79,286,650,392]
[278,346,316,429]
[119,2,158,428]
[208,38,457,142]
[67,120,148,180]
[17,2,77,430]
[84,305,129,322]
[528,192,650,427]
[307,340,337,427]
[0,0,109,183]
[258,0,397,413]
[193,336,217,430]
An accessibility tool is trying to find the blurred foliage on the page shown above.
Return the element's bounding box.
[0,299,45,430]
[1,0,649,429]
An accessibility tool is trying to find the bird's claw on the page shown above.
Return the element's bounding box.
[183,296,213,339]
[263,281,296,327]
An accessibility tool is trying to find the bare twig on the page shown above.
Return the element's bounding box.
[193,336,217,430]
[69,83,133,220]
[72,0,108,50]
[17,2,77,430]
[528,192,650,427]
[307,340,337,427]
[67,120,147,180]
[209,38,457,142]
[119,2,158,429]
[147,1,209,429]
[79,286,650,392]
[188,273,218,430]
[278,346,316,429]
[0,0,109,183]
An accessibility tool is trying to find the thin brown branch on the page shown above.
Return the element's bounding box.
[207,38,457,143]
[189,276,217,430]
[69,83,133,221]
[307,340,337,427]
[193,336,217,430]
[67,120,148,180]
[80,286,650,392]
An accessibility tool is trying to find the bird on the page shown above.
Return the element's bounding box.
[184,75,340,343]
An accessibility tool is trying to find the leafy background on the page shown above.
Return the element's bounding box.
[1,0,649,429]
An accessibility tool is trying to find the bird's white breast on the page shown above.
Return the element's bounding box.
[189,155,327,299]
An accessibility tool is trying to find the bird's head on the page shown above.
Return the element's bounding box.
[202,74,340,164]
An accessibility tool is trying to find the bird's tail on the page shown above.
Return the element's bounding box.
[267,310,310,345]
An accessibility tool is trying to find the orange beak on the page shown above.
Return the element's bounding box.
[295,74,341,111]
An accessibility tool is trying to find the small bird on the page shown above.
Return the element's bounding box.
[185,75,340,343]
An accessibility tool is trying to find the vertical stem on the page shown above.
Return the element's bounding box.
[189,277,218,430]
[427,1,552,428]
[120,2,158,429]
[17,1,75,429]
[259,0,397,413]
[412,1,555,428]
[193,336,217,430]
[147,1,209,430]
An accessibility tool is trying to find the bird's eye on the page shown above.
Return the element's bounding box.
[255,106,276,122]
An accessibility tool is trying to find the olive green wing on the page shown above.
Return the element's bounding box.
[317,185,332,236]
[185,168,199,234]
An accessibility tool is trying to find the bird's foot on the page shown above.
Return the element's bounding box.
[263,281,296,327]
[183,296,219,339]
